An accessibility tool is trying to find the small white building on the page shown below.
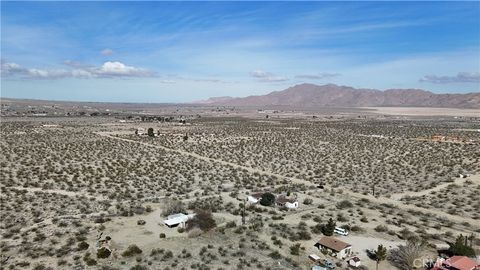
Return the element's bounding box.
[163,213,195,228]
[348,257,361,267]
[276,195,299,209]
[246,193,263,204]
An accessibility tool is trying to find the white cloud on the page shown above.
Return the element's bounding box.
[249,70,288,82]
[28,68,71,79]
[419,72,480,84]
[1,60,155,79]
[93,61,154,77]
[295,72,340,80]
[0,61,29,76]
[101,48,114,56]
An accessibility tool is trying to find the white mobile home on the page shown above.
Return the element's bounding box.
[163,213,195,228]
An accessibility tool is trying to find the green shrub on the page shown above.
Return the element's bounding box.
[122,245,143,257]
[303,198,313,205]
[77,241,89,251]
[290,244,301,255]
[375,225,388,232]
[260,193,275,207]
[84,256,97,266]
[187,209,216,232]
[336,200,353,209]
[97,247,112,259]
[269,251,281,259]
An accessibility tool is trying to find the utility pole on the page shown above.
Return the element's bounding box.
[241,202,246,226]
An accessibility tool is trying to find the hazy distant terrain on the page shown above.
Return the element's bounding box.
[199,84,480,108]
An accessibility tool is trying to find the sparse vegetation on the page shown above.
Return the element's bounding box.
[1,110,478,269]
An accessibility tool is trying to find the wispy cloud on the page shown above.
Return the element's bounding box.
[166,74,235,84]
[159,80,176,84]
[1,60,155,79]
[101,48,114,56]
[295,72,340,80]
[419,72,480,84]
[249,70,288,82]
[63,60,93,69]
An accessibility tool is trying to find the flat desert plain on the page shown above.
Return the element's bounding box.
[1,106,479,270]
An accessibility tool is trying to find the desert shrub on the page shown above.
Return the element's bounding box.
[322,218,336,236]
[162,199,186,217]
[296,230,311,240]
[389,240,425,270]
[188,227,203,238]
[336,200,353,209]
[122,245,143,257]
[260,193,275,206]
[226,221,237,228]
[159,233,166,238]
[399,228,415,240]
[303,198,313,205]
[311,223,323,234]
[290,243,301,255]
[375,225,388,232]
[187,209,216,232]
[449,235,476,257]
[351,225,364,232]
[97,247,112,259]
[32,264,48,270]
[130,265,148,270]
[84,256,97,266]
[269,251,281,259]
[147,128,154,137]
[337,214,348,222]
[77,241,89,251]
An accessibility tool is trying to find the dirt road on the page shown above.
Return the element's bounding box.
[390,174,480,200]
[96,132,480,226]
[6,186,103,200]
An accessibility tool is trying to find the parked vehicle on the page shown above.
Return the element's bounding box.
[334,227,349,236]
[321,259,336,270]
[366,249,377,260]
[309,254,321,262]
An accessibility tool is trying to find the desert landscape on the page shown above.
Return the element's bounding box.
[1,99,479,270]
[2,1,480,270]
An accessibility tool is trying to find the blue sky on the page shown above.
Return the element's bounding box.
[1,1,479,102]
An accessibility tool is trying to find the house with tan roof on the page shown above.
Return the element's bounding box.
[315,236,352,259]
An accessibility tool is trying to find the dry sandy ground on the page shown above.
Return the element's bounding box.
[390,174,480,200]
[363,107,480,117]
[339,235,403,270]
[6,186,102,200]
[97,132,479,226]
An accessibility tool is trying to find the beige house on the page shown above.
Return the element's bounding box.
[315,236,352,259]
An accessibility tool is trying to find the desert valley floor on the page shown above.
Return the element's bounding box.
[0,106,479,270]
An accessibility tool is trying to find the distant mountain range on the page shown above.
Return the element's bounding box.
[196,83,480,108]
